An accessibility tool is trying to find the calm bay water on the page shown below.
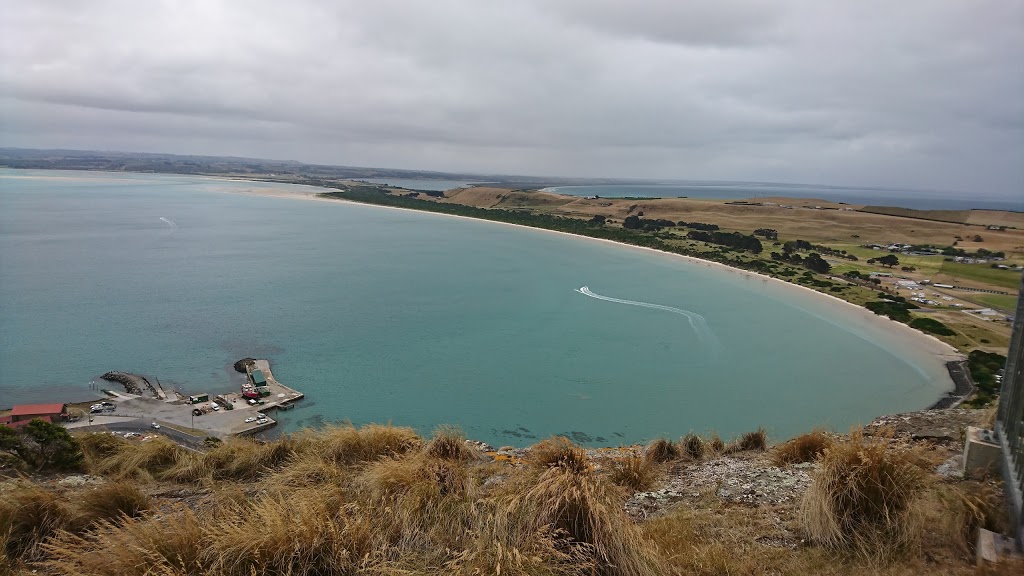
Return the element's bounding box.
[0,170,950,445]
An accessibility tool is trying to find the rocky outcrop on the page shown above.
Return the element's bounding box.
[233,358,257,373]
[100,371,155,396]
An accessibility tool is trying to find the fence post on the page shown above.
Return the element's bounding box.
[995,273,1024,549]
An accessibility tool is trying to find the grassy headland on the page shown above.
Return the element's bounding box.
[2,414,1017,575]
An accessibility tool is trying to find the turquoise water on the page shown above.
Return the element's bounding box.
[0,170,950,446]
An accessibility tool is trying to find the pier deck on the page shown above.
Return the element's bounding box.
[72,359,304,438]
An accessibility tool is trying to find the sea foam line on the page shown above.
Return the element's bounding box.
[159,217,177,228]
[575,286,720,358]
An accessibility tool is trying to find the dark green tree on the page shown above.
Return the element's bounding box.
[21,419,83,471]
[877,254,900,267]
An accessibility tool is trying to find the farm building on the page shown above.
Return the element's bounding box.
[0,403,68,428]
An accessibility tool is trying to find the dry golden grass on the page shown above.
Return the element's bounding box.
[166,436,296,483]
[773,429,832,466]
[727,427,768,453]
[22,423,1015,576]
[529,436,591,473]
[0,485,71,562]
[706,431,725,454]
[425,425,481,461]
[43,510,205,576]
[644,437,681,463]
[74,481,151,527]
[609,454,661,492]
[801,429,925,558]
[516,463,664,575]
[88,436,186,481]
[306,422,423,465]
[681,433,706,460]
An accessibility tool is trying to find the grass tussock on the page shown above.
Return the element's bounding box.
[682,433,705,460]
[426,425,481,461]
[529,436,591,473]
[644,437,680,463]
[933,481,1007,558]
[516,464,663,575]
[89,436,187,481]
[801,429,925,558]
[167,437,296,483]
[706,431,725,454]
[77,432,129,467]
[0,485,71,562]
[75,481,151,526]
[773,428,832,466]
[43,510,205,576]
[609,455,660,492]
[309,423,422,465]
[727,427,767,453]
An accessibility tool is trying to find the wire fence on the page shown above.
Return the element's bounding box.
[995,273,1024,547]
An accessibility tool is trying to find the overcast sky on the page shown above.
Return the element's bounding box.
[1,0,1021,196]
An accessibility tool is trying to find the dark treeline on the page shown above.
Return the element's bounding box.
[321,186,773,264]
[685,230,763,254]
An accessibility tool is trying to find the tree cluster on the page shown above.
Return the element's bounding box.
[623,215,677,231]
[686,230,763,253]
[770,251,831,273]
[753,228,778,240]
[1,419,83,472]
[867,254,900,267]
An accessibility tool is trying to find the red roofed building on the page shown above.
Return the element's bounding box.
[0,403,67,428]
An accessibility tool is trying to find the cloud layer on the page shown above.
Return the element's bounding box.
[1,0,1021,195]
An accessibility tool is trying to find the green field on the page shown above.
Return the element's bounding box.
[936,261,1023,290]
[967,292,1019,312]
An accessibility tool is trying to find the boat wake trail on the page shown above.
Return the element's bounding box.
[575,286,721,359]
[159,217,177,228]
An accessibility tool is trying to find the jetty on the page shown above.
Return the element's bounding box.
[69,359,304,439]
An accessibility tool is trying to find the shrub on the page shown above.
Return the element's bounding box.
[772,429,831,466]
[644,438,680,463]
[681,433,705,460]
[15,419,83,471]
[609,455,660,492]
[909,317,957,336]
[801,430,924,557]
[529,436,590,473]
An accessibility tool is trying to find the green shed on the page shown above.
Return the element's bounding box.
[251,370,267,387]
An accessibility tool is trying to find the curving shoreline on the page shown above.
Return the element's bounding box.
[3,171,965,403]
[211,180,965,401]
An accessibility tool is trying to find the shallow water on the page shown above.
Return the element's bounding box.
[0,170,951,445]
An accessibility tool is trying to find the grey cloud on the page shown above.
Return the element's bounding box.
[0,0,1021,196]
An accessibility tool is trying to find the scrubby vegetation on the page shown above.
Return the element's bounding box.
[0,419,1017,575]
[966,350,1008,407]
[773,429,832,466]
[909,317,958,336]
